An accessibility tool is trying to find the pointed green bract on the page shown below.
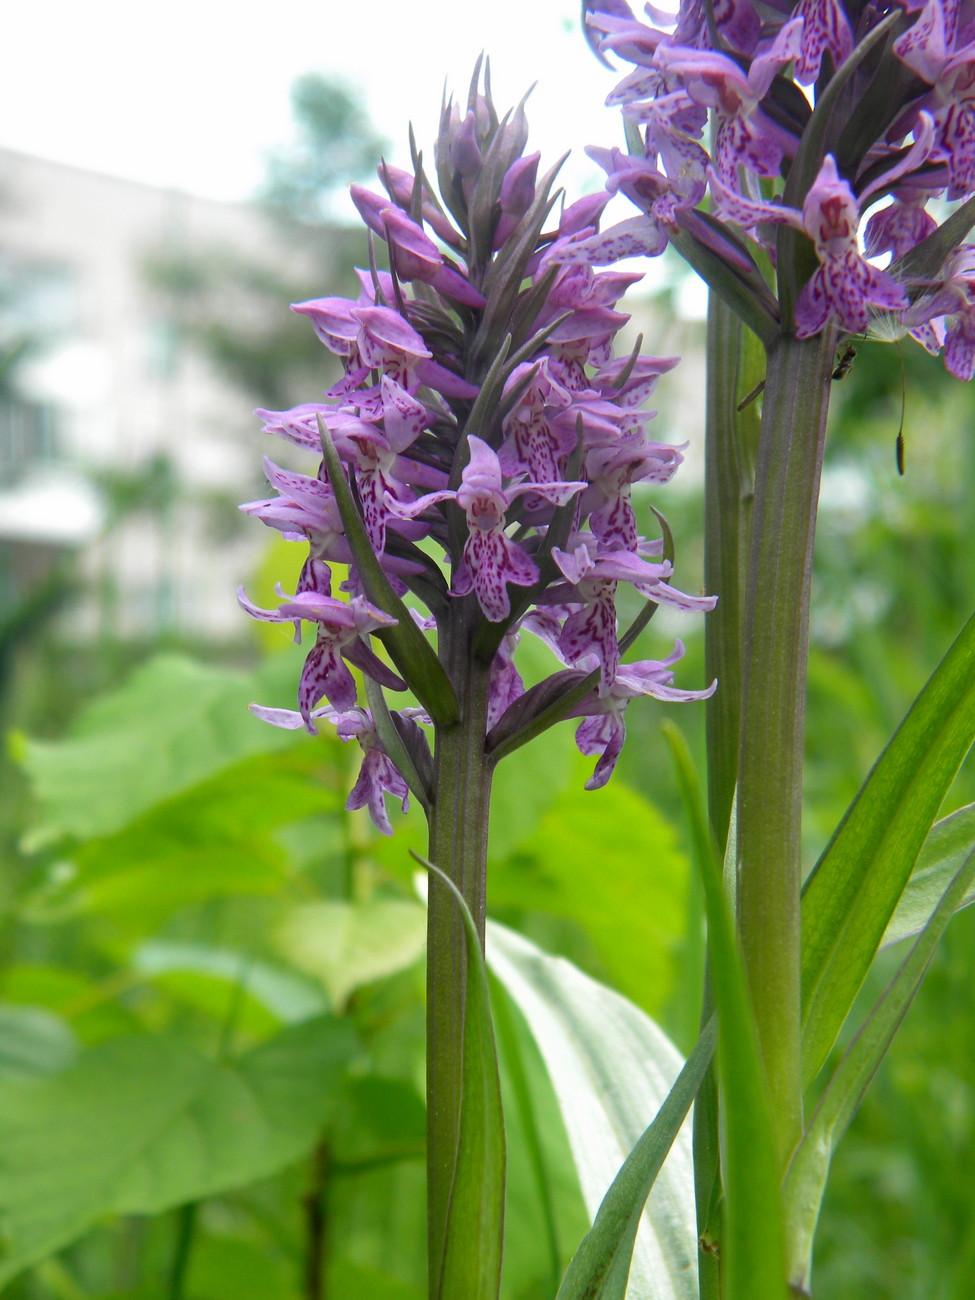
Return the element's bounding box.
[801,609,975,1087]
[318,416,460,726]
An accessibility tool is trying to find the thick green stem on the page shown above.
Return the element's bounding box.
[736,329,835,1166]
[425,640,495,1297]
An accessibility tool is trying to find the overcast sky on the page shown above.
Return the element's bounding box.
[3,1,628,212]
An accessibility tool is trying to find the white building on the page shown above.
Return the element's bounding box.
[0,147,705,649]
[0,147,328,642]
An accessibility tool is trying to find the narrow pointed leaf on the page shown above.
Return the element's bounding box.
[801,610,975,1087]
[881,802,975,948]
[318,416,460,725]
[415,856,505,1300]
[486,920,698,1300]
[784,844,975,1292]
[662,721,787,1300]
[556,1017,716,1300]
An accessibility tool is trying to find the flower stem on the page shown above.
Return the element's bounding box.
[425,641,495,1296]
[736,328,835,1165]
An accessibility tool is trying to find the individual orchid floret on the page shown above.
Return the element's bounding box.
[569,643,717,789]
[904,245,975,379]
[349,186,486,307]
[238,583,403,725]
[709,157,909,337]
[247,702,414,835]
[793,0,854,85]
[551,535,715,694]
[654,19,805,185]
[388,436,586,621]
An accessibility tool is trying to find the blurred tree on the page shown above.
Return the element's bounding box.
[260,73,387,223]
[145,74,384,411]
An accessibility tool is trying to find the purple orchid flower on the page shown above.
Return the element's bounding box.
[654,19,805,185]
[387,436,586,622]
[238,581,403,726]
[569,643,717,789]
[709,156,910,337]
[247,703,416,835]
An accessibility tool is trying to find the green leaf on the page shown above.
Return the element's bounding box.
[556,1017,716,1300]
[881,803,975,949]
[16,652,306,848]
[490,763,690,1018]
[662,720,786,1300]
[0,1016,356,1286]
[783,845,975,1293]
[416,857,505,1300]
[486,920,697,1299]
[33,745,340,929]
[276,898,426,1010]
[132,940,328,1024]
[0,1006,76,1082]
[801,610,975,1087]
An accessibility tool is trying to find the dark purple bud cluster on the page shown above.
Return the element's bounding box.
[240,67,715,832]
[585,0,975,374]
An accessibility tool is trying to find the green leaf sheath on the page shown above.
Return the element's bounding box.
[663,721,787,1300]
[800,608,975,1087]
[703,297,762,851]
[736,329,835,1164]
[416,858,505,1300]
[424,657,498,1297]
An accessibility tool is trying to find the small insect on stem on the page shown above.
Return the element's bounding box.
[832,343,857,380]
[895,341,906,476]
[736,378,765,412]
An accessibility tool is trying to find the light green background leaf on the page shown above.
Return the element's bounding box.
[0,1016,356,1286]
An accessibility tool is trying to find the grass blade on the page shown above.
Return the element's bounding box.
[800,610,975,1087]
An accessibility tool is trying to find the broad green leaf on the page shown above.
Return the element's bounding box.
[133,940,328,1024]
[0,1006,76,1082]
[418,858,505,1300]
[28,745,342,929]
[327,1257,425,1300]
[488,706,575,863]
[784,845,975,1293]
[486,919,697,1300]
[881,803,975,949]
[277,899,426,1010]
[0,1016,356,1286]
[490,763,689,1017]
[801,610,975,1087]
[0,965,140,1045]
[16,651,308,848]
[556,1017,716,1300]
[331,1076,426,1168]
[662,721,786,1300]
